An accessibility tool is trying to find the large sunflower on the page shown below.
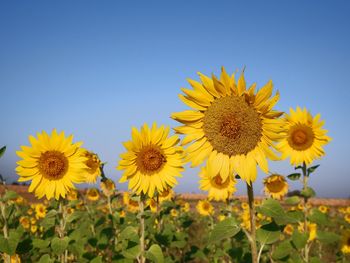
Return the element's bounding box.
[277,107,331,166]
[263,174,288,200]
[199,164,236,201]
[171,68,282,183]
[117,123,184,197]
[16,129,87,200]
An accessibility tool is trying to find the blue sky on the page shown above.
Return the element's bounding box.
[1,1,349,198]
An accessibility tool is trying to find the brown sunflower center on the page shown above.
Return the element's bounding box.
[202,202,210,210]
[137,145,166,174]
[288,125,314,151]
[203,95,262,156]
[38,151,68,180]
[266,178,286,193]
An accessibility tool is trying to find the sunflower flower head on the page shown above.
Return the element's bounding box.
[263,174,288,200]
[86,188,100,201]
[82,149,102,183]
[34,203,46,219]
[283,224,294,235]
[19,216,30,229]
[318,205,329,214]
[172,68,283,184]
[341,230,350,254]
[16,129,87,200]
[67,189,79,201]
[199,164,236,201]
[117,123,184,198]
[123,192,139,213]
[196,200,214,216]
[100,179,116,197]
[159,188,175,203]
[277,107,331,166]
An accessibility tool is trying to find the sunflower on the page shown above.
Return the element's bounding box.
[16,129,87,200]
[345,214,350,224]
[31,225,38,234]
[34,203,46,219]
[199,165,236,201]
[123,192,139,213]
[298,222,317,241]
[181,202,190,213]
[82,149,102,183]
[263,174,288,200]
[19,216,30,229]
[196,200,214,216]
[67,189,78,201]
[100,179,116,197]
[147,198,158,213]
[277,107,331,166]
[283,224,294,235]
[159,188,175,203]
[170,208,178,217]
[86,188,100,201]
[117,123,184,197]
[341,230,350,254]
[171,68,283,183]
[318,205,329,214]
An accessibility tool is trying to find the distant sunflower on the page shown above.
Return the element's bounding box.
[199,165,236,201]
[341,230,350,254]
[123,192,139,213]
[82,149,102,183]
[277,107,331,166]
[318,205,329,214]
[100,179,116,197]
[67,189,78,201]
[159,188,175,203]
[86,188,100,201]
[196,200,214,216]
[263,174,288,200]
[172,68,282,183]
[283,224,294,235]
[117,123,184,197]
[34,204,46,219]
[16,129,87,200]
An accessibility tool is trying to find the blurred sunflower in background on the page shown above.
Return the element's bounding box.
[117,123,184,197]
[34,203,46,219]
[158,188,175,203]
[341,230,350,254]
[196,200,214,216]
[123,192,139,213]
[86,188,100,201]
[199,165,236,201]
[283,224,294,235]
[100,178,116,197]
[67,189,78,201]
[82,149,102,183]
[263,174,288,200]
[172,67,283,183]
[16,129,87,200]
[277,107,331,165]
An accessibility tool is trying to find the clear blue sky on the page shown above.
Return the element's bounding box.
[1,1,349,198]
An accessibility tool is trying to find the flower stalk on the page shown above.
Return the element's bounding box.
[247,183,258,263]
[302,162,310,263]
[139,194,146,263]
[58,200,67,263]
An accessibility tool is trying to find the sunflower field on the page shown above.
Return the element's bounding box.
[1,68,349,263]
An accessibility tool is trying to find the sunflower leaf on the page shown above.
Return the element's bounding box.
[256,222,281,245]
[284,196,300,205]
[316,231,340,244]
[307,165,320,175]
[146,244,164,263]
[291,231,308,249]
[0,146,6,158]
[301,187,316,198]
[208,217,240,244]
[287,173,301,181]
[272,240,293,260]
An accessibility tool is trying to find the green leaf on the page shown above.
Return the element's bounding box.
[256,222,281,245]
[316,231,340,244]
[301,187,316,198]
[256,199,284,219]
[0,146,6,158]
[272,240,293,260]
[284,196,300,205]
[2,191,18,201]
[287,173,301,181]
[308,209,329,225]
[146,244,164,263]
[120,226,138,241]
[208,217,240,244]
[90,256,103,263]
[50,237,69,255]
[294,165,303,170]
[291,231,308,249]
[38,254,54,263]
[33,239,51,249]
[0,231,21,255]
[66,211,84,223]
[307,165,320,175]
[122,243,140,259]
[310,257,322,263]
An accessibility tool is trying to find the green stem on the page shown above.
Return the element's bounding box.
[59,200,67,263]
[247,183,258,263]
[139,195,145,263]
[302,162,309,263]
[0,201,11,263]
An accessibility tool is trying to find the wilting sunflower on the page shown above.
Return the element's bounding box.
[82,149,102,183]
[86,188,100,201]
[196,200,214,216]
[171,68,282,183]
[263,174,288,200]
[16,129,87,200]
[100,179,116,197]
[117,123,184,197]
[341,230,350,254]
[199,165,236,201]
[277,107,331,166]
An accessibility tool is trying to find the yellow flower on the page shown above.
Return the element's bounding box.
[19,216,30,229]
[27,208,33,216]
[170,208,178,217]
[82,149,102,183]
[117,123,184,197]
[318,205,329,214]
[339,207,346,214]
[241,202,249,210]
[67,189,78,201]
[277,107,331,166]
[171,68,283,183]
[30,217,36,225]
[35,203,46,219]
[9,254,21,263]
[100,179,116,197]
[15,196,25,205]
[66,207,75,215]
[181,202,190,213]
[346,207,350,214]
[16,129,87,200]
[298,222,317,241]
[147,198,158,213]
[345,214,350,224]
[31,225,37,233]
[86,188,100,201]
[123,192,139,213]
[218,214,226,221]
[119,210,126,218]
[263,174,288,200]
[159,188,175,203]
[196,200,214,216]
[341,230,350,254]
[283,224,294,235]
[199,165,236,201]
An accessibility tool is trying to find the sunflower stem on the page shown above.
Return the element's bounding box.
[139,194,146,263]
[302,162,310,263]
[0,198,11,263]
[58,200,68,263]
[246,183,258,263]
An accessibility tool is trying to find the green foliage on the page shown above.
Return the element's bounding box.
[146,244,164,263]
[50,237,70,254]
[0,146,6,158]
[208,217,240,244]
[272,240,293,260]
[316,231,340,244]
[284,196,300,205]
[291,231,308,249]
[301,187,316,198]
[287,173,301,181]
[256,222,281,245]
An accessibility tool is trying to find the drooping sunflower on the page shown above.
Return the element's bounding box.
[171,68,283,183]
[277,107,331,166]
[196,200,214,216]
[199,165,236,201]
[16,129,87,200]
[117,123,184,197]
[82,149,102,183]
[263,174,288,200]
